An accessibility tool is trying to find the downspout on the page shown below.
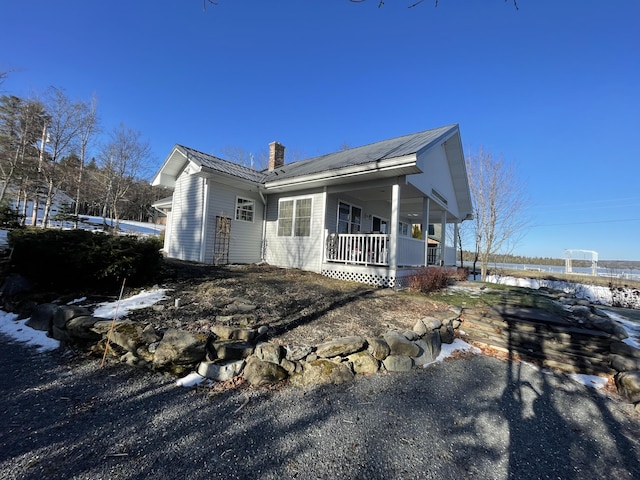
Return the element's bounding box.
[199,178,210,263]
[320,187,328,272]
[259,189,267,262]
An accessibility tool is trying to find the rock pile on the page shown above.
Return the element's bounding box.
[26,301,461,387]
[22,291,640,409]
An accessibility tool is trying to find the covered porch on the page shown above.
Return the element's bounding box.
[320,176,463,288]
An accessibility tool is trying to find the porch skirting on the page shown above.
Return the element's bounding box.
[321,263,419,289]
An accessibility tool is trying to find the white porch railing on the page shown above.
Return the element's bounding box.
[325,233,442,267]
[325,233,389,266]
[397,236,425,266]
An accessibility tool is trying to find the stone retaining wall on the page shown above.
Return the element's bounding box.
[24,295,640,408]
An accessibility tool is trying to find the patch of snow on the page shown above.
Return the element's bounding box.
[434,338,481,362]
[601,310,640,349]
[485,274,640,309]
[0,311,60,352]
[568,373,609,389]
[67,296,87,305]
[176,372,206,387]
[0,230,8,248]
[92,288,170,319]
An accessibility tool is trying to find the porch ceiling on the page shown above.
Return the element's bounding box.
[343,182,449,223]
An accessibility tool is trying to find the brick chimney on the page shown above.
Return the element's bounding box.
[269,141,285,171]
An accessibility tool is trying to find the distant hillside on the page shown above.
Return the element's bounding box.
[461,251,640,270]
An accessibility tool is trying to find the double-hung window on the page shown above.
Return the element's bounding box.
[278,197,312,237]
[235,197,254,222]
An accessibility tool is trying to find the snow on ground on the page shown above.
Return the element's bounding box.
[485,274,640,309]
[0,311,60,352]
[601,309,640,349]
[0,288,169,351]
[568,373,610,389]
[92,288,170,319]
[435,338,481,362]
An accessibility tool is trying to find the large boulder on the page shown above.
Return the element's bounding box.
[615,371,640,403]
[316,335,366,358]
[153,328,207,368]
[25,303,58,332]
[254,342,282,364]
[211,325,256,342]
[367,337,390,361]
[347,351,379,375]
[208,340,254,361]
[65,315,101,341]
[198,359,246,381]
[383,331,419,357]
[412,333,442,366]
[53,305,92,329]
[611,354,640,372]
[243,357,288,386]
[291,359,354,387]
[285,345,314,362]
[383,355,413,372]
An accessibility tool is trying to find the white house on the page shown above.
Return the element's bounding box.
[151,124,473,287]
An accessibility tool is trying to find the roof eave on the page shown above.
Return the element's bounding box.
[151,146,189,188]
[264,154,419,190]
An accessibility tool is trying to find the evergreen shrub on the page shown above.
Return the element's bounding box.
[8,228,163,291]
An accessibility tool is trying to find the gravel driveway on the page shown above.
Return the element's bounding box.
[2,333,640,480]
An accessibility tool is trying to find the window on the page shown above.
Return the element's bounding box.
[278,197,312,237]
[399,222,410,236]
[337,201,362,233]
[235,197,254,222]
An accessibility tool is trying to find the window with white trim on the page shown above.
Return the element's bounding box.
[278,197,312,237]
[235,197,254,222]
[337,201,362,233]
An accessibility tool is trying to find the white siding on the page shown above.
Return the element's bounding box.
[410,146,461,218]
[264,189,325,272]
[203,181,264,264]
[167,171,205,262]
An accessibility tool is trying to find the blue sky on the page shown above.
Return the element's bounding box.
[1,0,639,261]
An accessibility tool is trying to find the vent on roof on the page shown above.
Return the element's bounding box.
[431,188,448,206]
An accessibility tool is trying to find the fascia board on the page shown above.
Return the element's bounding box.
[151,147,189,187]
[198,166,264,191]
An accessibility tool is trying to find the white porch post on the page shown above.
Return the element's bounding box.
[453,221,459,267]
[422,197,430,266]
[439,210,447,266]
[389,182,400,270]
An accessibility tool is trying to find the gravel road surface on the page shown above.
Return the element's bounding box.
[2,333,640,480]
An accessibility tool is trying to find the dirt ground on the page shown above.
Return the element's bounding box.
[127,259,452,346]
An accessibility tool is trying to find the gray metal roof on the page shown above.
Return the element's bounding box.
[173,124,458,185]
[262,124,458,181]
[177,145,266,183]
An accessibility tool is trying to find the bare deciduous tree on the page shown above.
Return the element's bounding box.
[73,95,100,227]
[466,147,528,281]
[0,95,45,205]
[99,124,151,231]
[38,87,84,227]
